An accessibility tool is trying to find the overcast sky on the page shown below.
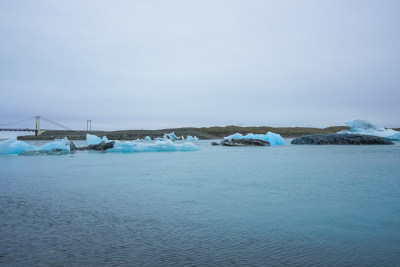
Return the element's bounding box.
[1,0,399,131]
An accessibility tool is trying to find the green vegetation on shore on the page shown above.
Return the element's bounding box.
[17,125,349,140]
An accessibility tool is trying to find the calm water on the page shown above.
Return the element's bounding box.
[1,140,400,266]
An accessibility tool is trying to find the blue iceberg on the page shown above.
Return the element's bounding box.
[338,120,400,140]
[163,132,180,141]
[0,138,71,155]
[224,132,286,145]
[86,134,109,145]
[106,140,199,153]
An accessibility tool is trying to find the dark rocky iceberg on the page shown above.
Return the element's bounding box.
[70,141,115,152]
[220,138,270,146]
[291,134,394,145]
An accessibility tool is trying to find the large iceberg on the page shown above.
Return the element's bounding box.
[106,140,199,153]
[0,138,71,155]
[86,134,109,145]
[338,120,400,140]
[224,132,286,145]
[0,138,35,154]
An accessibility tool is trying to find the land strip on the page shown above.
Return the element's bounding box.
[17,126,349,140]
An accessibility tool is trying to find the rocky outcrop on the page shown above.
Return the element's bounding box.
[220,138,270,146]
[69,141,78,152]
[291,134,394,145]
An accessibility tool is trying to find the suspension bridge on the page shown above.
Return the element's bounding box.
[0,116,72,136]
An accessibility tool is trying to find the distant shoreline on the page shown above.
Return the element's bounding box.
[17,125,350,140]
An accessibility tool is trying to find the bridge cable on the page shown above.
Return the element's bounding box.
[41,117,72,130]
[0,117,36,127]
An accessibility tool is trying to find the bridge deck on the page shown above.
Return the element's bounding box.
[0,128,36,132]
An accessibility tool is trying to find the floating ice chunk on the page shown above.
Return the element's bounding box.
[338,120,400,140]
[185,135,199,141]
[86,134,108,145]
[0,138,71,155]
[86,134,101,145]
[163,132,180,141]
[145,136,151,141]
[0,138,36,154]
[107,140,199,153]
[224,132,285,145]
[38,138,71,151]
[154,137,164,141]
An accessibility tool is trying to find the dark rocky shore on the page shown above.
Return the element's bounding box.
[291,134,394,145]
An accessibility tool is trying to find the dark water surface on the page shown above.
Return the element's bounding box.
[1,140,400,266]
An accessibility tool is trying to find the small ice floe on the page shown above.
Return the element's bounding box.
[338,120,400,140]
[224,132,285,145]
[185,135,199,141]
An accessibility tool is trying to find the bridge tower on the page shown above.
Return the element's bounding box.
[35,116,40,136]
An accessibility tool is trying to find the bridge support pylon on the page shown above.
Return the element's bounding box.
[35,116,40,136]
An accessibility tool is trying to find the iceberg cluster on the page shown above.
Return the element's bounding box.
[0,134,200,155]
[338,120,400,140]
[86,134,109,145]
[0,138,71,155]
[107,140,199,153]
[224,132,286,145]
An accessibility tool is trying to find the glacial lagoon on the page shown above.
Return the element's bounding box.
[1,138,400,266]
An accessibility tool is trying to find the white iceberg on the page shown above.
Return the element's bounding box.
[338,120,400,140]
[0,138,71,155]
[144,136,151,141]
[106,140,199,153]
[86,133,109,145]
[224,132,286,145]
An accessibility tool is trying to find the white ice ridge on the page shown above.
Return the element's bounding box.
[224,132,286,145]
[86,134,109,145]
[184,135,199,141]
[0,138,70,154]
[106,140,199,152]
[337,120,400,140]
